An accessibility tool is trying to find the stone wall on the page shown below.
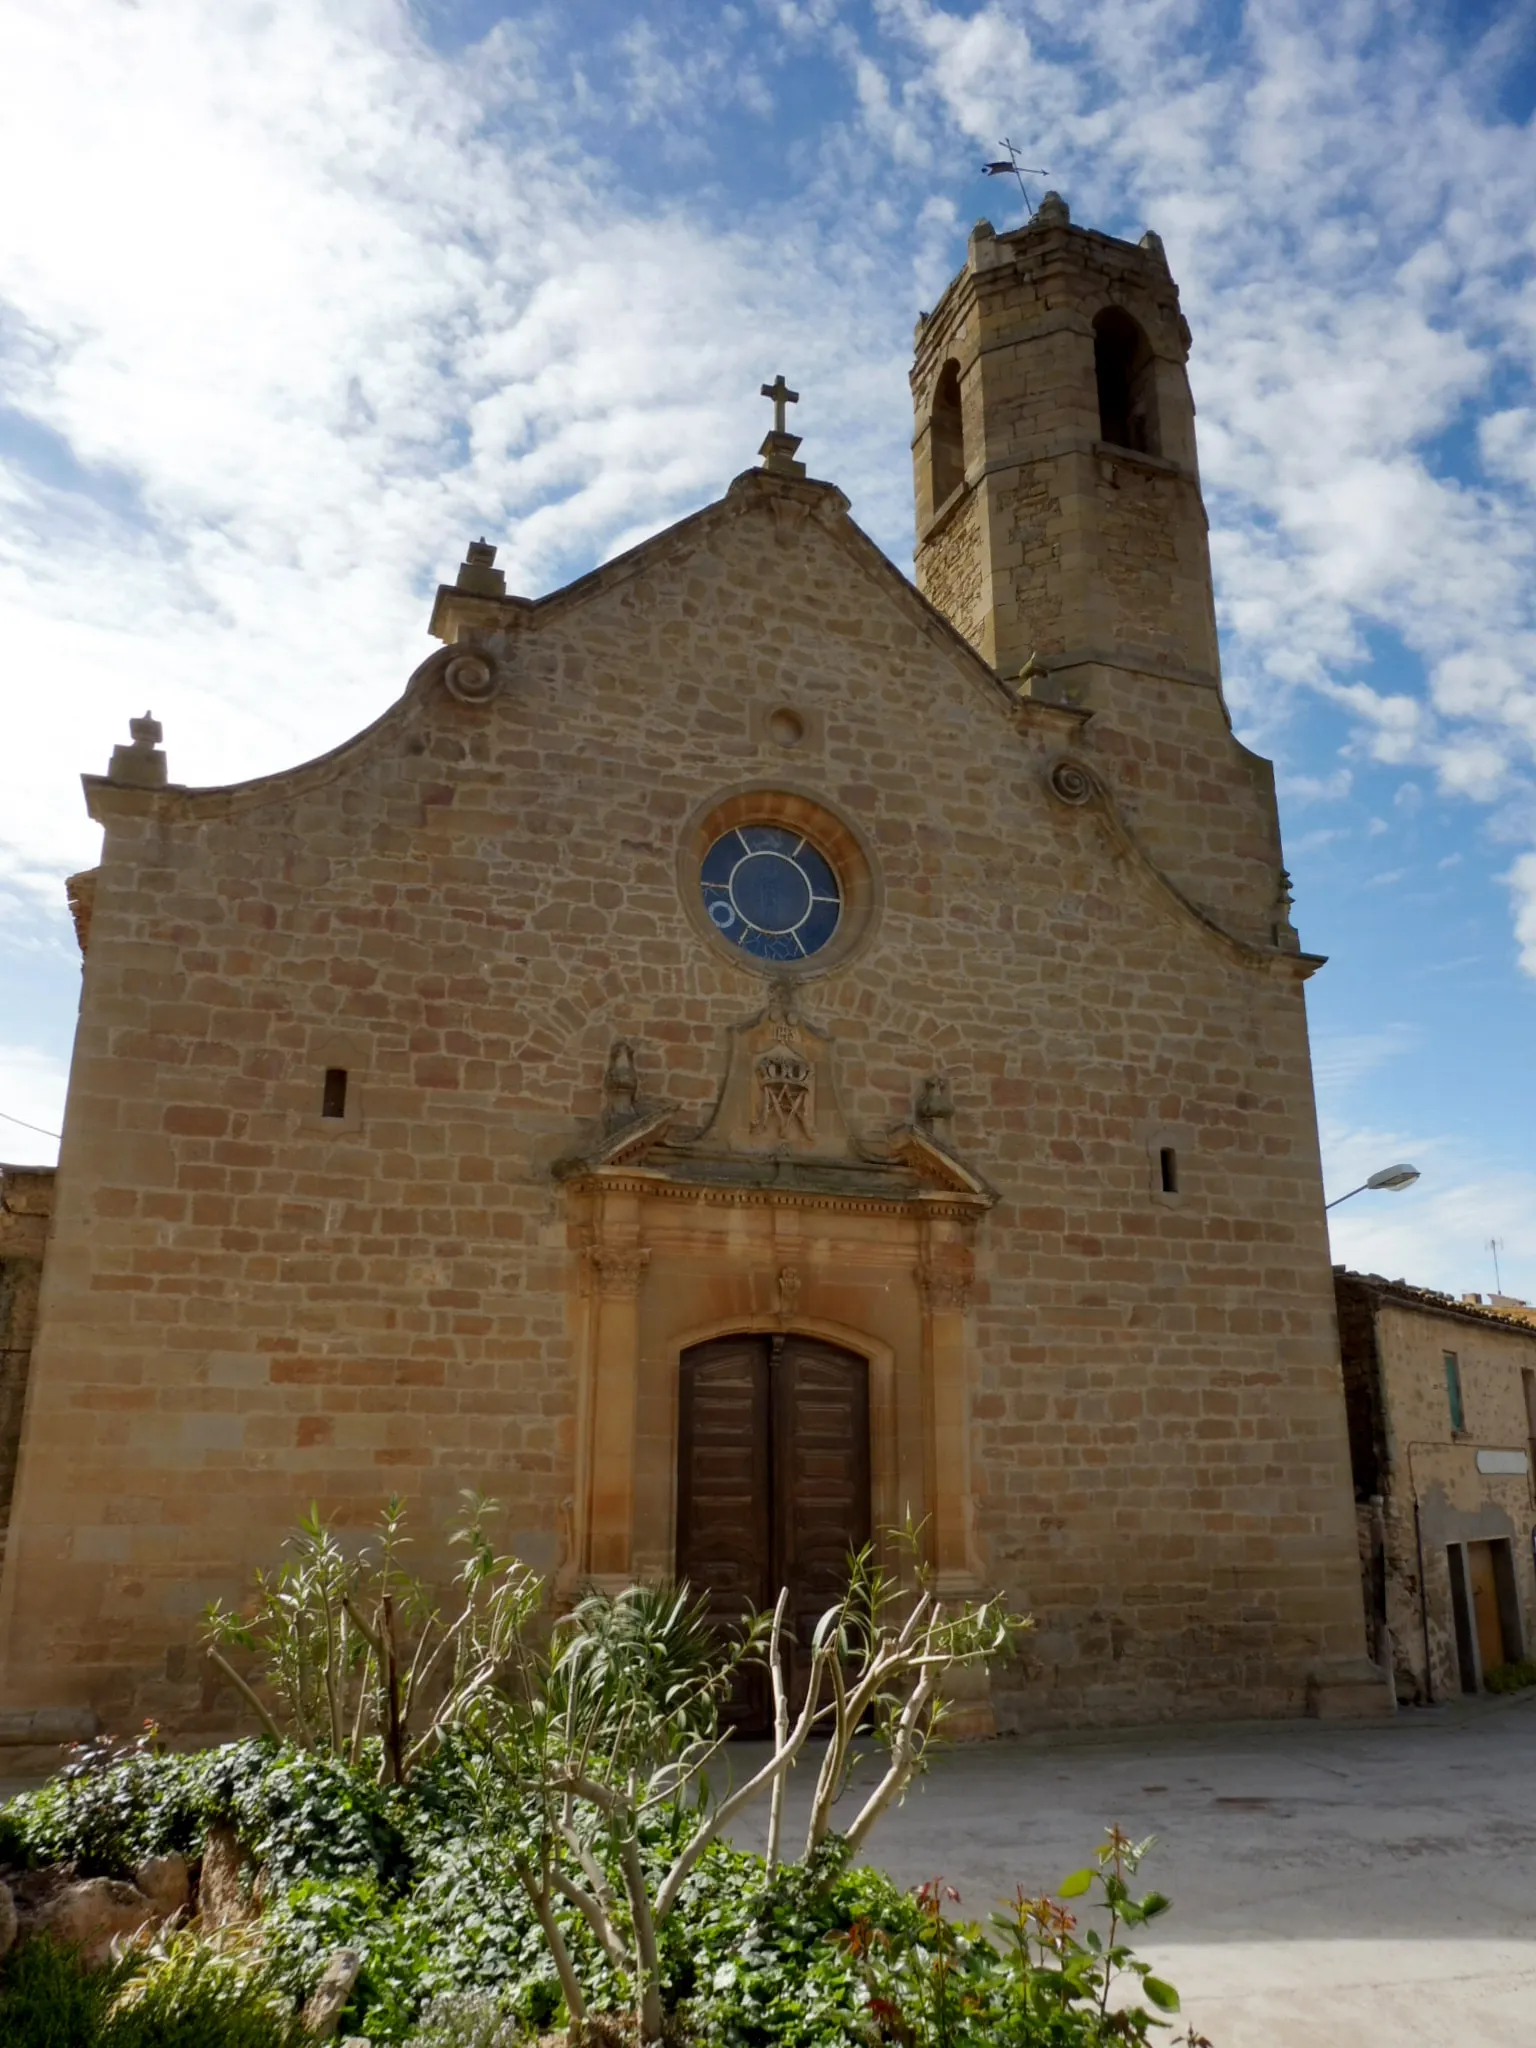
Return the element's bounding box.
[0,1167,54,1567]
[1335,1273,1536,1701]
[915,489,987,653]
[0,470,1373,1734]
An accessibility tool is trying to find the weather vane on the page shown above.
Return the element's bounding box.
[981,137,1048,219]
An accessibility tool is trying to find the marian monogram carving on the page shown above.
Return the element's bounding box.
[751,1029,815,1139]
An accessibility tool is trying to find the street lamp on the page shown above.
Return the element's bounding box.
[1324,1163,1421,1211]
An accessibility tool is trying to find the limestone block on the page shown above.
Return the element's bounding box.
[302,1949,363,2038]
[135,1851,190,1915]
[36,1876,155,1962]
[198,1824,256,1929]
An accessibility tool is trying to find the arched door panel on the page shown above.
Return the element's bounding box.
[678,1333,870,1732]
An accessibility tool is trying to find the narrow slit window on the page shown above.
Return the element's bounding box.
[321,1067,349,1121]
[1159,1146,1179,1195]
[1444,1351,1465,1435]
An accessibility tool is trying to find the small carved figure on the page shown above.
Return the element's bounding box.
[915,1074,954,1135]
[602,1039,640,1128]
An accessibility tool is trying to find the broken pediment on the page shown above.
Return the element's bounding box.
[553,989,995,1215]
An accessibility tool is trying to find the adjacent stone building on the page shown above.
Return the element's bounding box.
[0,1166,54,1571]
[1336,1269,1536,1701]
[0,195,1387,1736]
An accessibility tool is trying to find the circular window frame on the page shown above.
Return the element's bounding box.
[677,784,881,980]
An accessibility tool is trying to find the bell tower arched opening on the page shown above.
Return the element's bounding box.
[1094,306,1161,456]
[929,359,966,505]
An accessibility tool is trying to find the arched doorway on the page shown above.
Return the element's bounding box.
[676,1333,870,1729]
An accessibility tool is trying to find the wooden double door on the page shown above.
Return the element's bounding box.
[676,1334,870,1731]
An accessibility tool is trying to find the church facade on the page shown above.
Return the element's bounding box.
[0,197,1388,1736]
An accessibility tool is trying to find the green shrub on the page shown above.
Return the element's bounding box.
[9,1730,205,1877]
[1484,1658,1536,1694]
[103,1935,300,2048]
[0,1934,298,2048]
[0,1746,1193,2045]
[0,1937,123,2048]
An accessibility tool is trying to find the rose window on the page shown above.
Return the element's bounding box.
[699,824,841,962]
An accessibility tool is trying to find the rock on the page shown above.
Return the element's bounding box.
[0,1880,16,1958]
[36,1876,155,1963]
[198,1824,256,1929]
[134,1851,190,1916]
[302,1948,362,2038]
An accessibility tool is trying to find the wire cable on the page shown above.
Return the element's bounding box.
[0,1108,61,1141]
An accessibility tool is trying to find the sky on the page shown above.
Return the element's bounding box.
[0,0,1533,1299]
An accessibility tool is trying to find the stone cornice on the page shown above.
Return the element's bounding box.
[1047,756,1325,980]
[558,1168,990,1221]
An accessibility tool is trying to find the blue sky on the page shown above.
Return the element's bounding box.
[0,0,1533,1297]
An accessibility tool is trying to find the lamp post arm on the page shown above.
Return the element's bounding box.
[1324,1183,1369,1212]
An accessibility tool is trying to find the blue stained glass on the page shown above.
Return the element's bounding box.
[738,824,800,855]
[700,822,841,961]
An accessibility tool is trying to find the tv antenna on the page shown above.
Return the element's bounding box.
[981,138,1048,219]
[1488,1237,1505,1293]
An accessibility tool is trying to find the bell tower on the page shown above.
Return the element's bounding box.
[912,192,1219,701]
[912,194,1292,951]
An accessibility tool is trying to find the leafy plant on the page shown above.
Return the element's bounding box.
[202,1495,541,1785]
[12,1727,202,1878]
[1484,1657,1536,1694]
[834,1833,1198,2047]
[468,1529,1023,2044]
[993,1829,1182,2043]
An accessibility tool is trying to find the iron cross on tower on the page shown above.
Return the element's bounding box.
[758,373,806,480]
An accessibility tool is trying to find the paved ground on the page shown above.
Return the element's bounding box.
[732,1691,1536,2047]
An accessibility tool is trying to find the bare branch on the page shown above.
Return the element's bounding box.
[204,1646,285,1745]
[765,1588,790,1878]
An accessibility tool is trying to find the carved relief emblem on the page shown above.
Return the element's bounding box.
[751,1040,815,1139]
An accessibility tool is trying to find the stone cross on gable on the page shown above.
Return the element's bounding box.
[760,374,799,434]
[758,372,806,481]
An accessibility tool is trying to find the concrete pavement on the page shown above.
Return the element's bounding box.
[734,1692,1536,2047]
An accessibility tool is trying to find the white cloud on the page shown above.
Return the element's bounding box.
[1309,1023,1422,1095]
[1506,851,1536,977]
[1278,766,1352,804]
